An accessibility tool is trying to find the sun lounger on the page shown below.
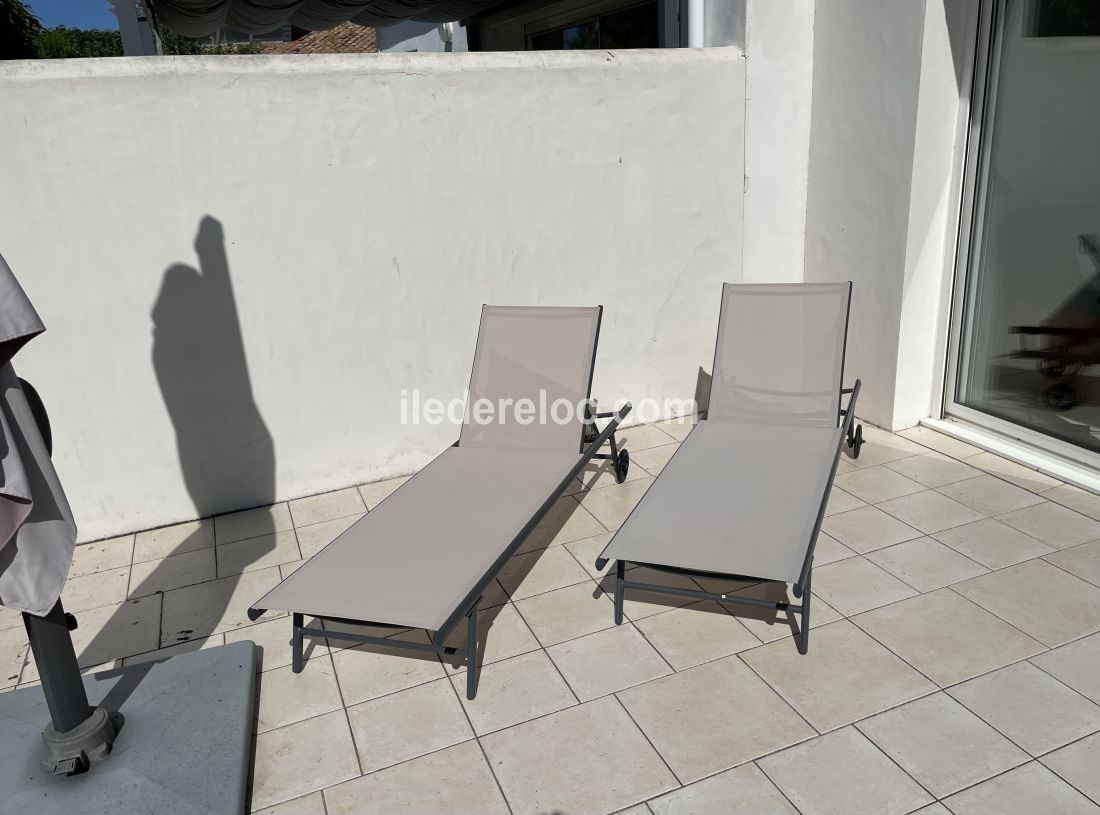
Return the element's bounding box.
[250,305,631,698]
[595,283,862,654]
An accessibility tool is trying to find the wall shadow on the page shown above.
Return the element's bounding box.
[73,216,276,677]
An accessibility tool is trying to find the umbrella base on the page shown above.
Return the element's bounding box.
[0,641,256,815]
[41,704,117,775]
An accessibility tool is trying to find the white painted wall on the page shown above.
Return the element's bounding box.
[375,20,468,52]
[737,0,815,284]
[0,49,745,541]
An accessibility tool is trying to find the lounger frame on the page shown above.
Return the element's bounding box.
[600,382,860,655]
[284,407,630,699]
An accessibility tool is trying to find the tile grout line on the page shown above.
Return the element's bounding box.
[609,692,684,792]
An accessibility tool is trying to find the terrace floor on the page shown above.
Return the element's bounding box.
[3,422,1100,814]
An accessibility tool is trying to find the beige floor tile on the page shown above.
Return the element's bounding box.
[1043,733,1100,805]
[61,566,130,612]
[547,623,670,701]
[578,476,655,531]
[1,626,28,689]
[256,655,344,733]
[161,566,282,645]
[1031,633,1100,704]
[811,532,857,566]
[618,656,814,783]
[912,805,952,815]
[630,442,680,476]
[134,518,214,562]
[451,649,576,735]
[655,417,696,442]
[497,545,593,600]
[214,503,292,546]
[121,634,224,667]
[514,581,616,646]
[357,475,411,510]
[852,588,1044,686]
[648,762,797,815]
[635,602,759,670]
[294,514,362,560]
[932,518,1054,569]
[943,761,1099,815]
[759,727,933,815]
[217,530,302,578]
[0,604,20,633]
[517,496,606,553]
[330,630,445,705]
[481,696,677,814]
[949,662,1100,755]
[820,506,922,553]
[857,693,1028,798]
[226,614,326,673]
[953,559,1100,647]
[884,451,981,488]
[897,425,982,458]
[69,535,134,578]
[18,657,118,688]
[1045,541,1100,587]
[937,474,1046,516]
[834,456,858,475]
[997,501,1100,550]
[67,594,161,667]
[324,740,509,815]
[347,677,473,772]
[719,581,842,645]
[438,602,541,674]
[128,548,216,597]
[616,423,678,451]
[251,709,360,810]
[823,487,866,517]
[877,490,985,534]
[250,791,325,815]
[866,537,987,592]
[564,533,615,578]
[289,488,366,527]
[834,466,925,504]
[1045,483,1100,522]
[968,451,1062,492]
[810,556,918,616]
[742,619,934,731]
[847,427,926,469]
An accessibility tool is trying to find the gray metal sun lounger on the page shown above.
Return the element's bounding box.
[596,282,862,654]
[250,305,631,698]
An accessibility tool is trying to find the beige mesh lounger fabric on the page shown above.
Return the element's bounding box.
[596,283,862,655]
[251,305,631,698]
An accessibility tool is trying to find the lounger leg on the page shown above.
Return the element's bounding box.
[614,560,625,625]
[292,612,304,673]
[798,572,812,656]
[465,599,480,700]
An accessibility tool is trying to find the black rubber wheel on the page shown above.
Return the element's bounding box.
[1040,358,1067,379]
[847,424,864,459]
[614,449,630,484]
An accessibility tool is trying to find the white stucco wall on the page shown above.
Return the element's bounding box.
[0,49,745,541]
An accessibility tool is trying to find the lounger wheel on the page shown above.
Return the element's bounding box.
[1044,383,1078,411]
[614,449,630,484]
[846,424,863,459]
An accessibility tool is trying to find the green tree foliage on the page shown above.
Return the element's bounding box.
[1,0,42,59]
[35,26,123,58]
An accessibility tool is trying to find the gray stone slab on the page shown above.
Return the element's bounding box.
[0,641,256,815]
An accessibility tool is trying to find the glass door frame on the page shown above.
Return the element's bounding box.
[942,0,1100,472]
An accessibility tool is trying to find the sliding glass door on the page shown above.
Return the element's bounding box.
[950,0,1100,463]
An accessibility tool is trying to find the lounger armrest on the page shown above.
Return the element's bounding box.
[583,402,632,459]
[796,379,862,592]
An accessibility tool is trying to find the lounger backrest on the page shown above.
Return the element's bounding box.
[708,282,851,426]
[460,305,601,453]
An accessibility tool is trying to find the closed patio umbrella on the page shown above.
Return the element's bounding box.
[0,251,115,774]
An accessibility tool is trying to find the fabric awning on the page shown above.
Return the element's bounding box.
[0,253,77,617]
[149,0,505,38]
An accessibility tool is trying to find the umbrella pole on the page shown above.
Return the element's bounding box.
[22,600,116,775]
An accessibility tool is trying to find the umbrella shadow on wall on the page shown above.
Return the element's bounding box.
[73,215,278,676]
